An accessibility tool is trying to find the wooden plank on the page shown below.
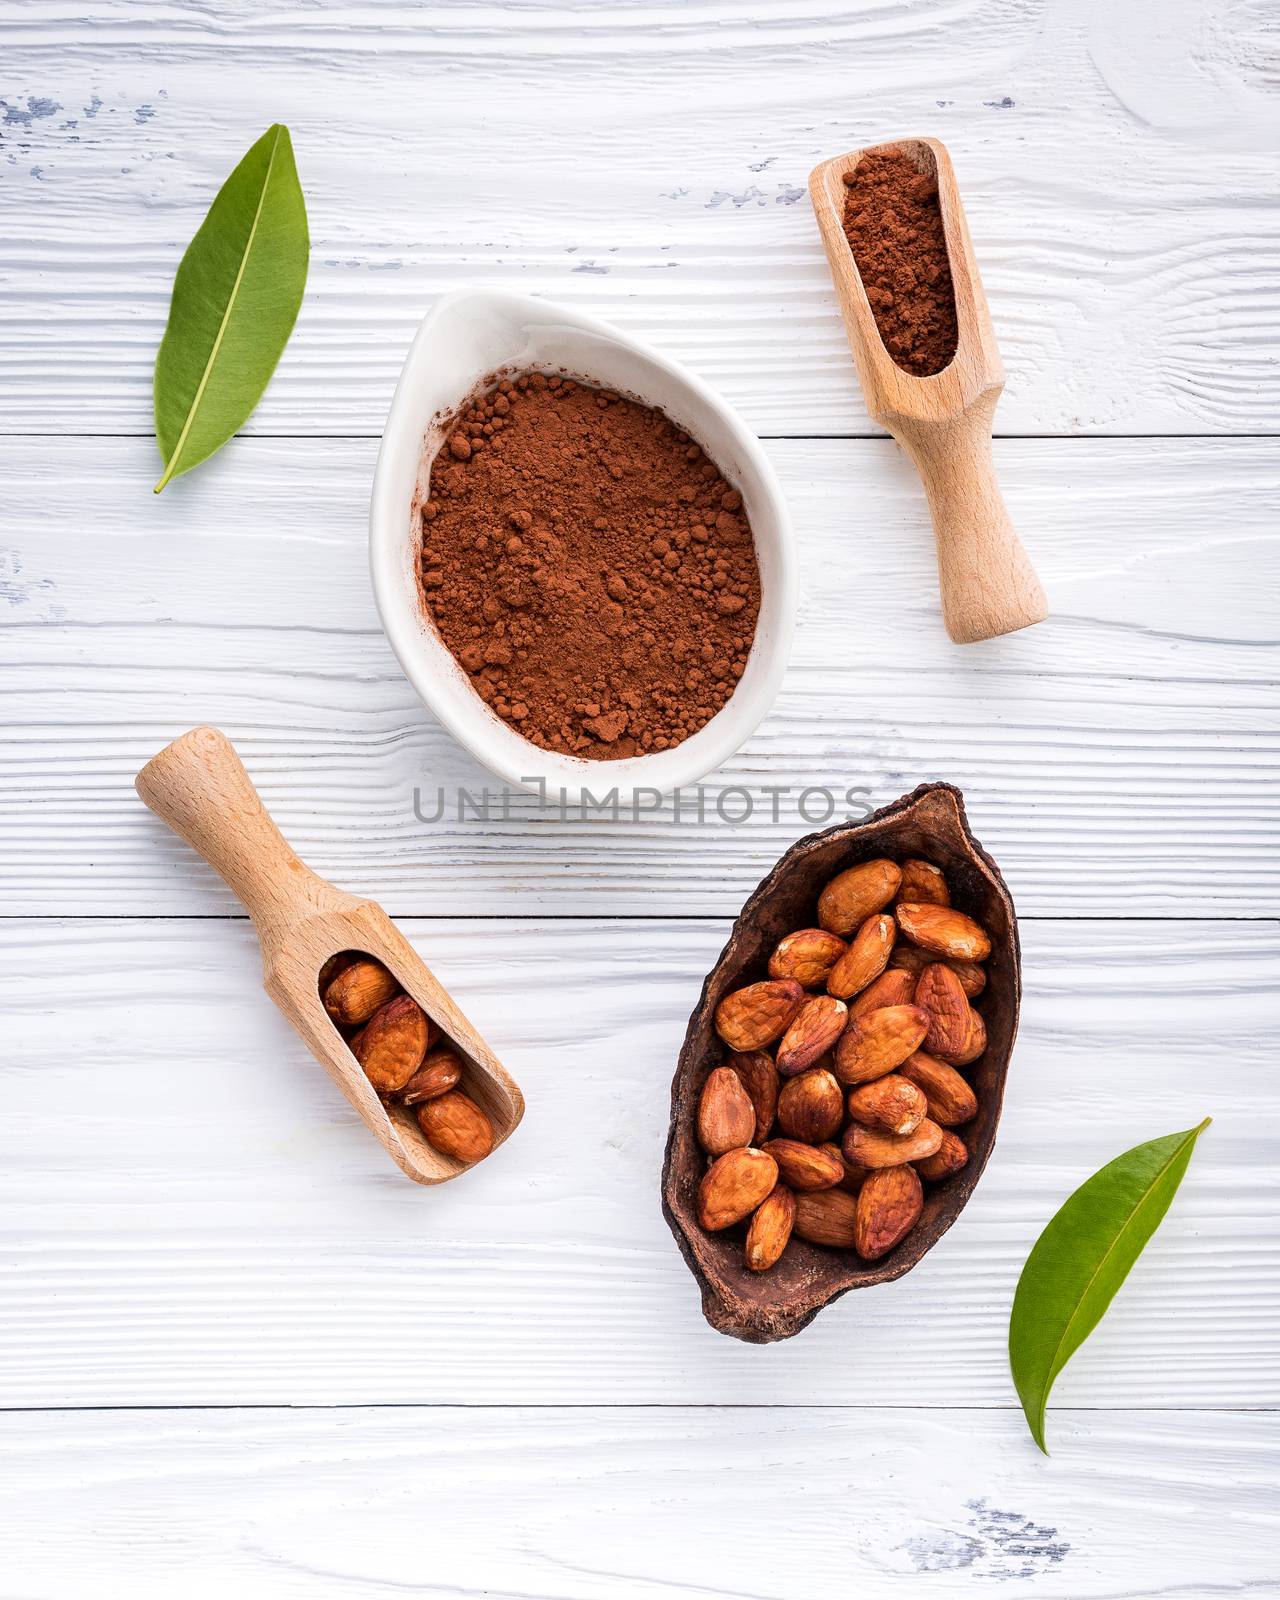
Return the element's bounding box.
[5,5,1275,1588]
[2,434,1276,918]
[2,1,1277,436]
[1,1406,1275,1599]
[1,916,1272,1409]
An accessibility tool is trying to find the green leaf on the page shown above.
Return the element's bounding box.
[1009,1116,1211,1454]
[153,124,308,492]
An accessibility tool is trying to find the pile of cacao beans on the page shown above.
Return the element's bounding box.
[695,857,989,1269]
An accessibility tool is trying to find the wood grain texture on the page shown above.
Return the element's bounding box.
[1,916,1272,1408]
[2,1,1278,437]
[4,4,1277,1592]
[2,434,1275,918]
[1,1407,1277,1599]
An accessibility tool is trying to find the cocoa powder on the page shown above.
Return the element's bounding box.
[418,373,761,760]
[841,149,958,377]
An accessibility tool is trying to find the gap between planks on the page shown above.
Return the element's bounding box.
[4,431,1279,443]
[0,914,1274,923]
[0,1402,1274,1415]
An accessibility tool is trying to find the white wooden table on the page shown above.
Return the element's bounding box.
[2,3,1277,1594]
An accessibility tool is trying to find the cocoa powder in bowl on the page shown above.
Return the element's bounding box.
[416,373,761,760]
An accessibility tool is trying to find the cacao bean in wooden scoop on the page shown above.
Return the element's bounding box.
[135,725,524,1185]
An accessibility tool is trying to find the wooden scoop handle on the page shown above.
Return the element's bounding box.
[896,405,1048,644]
[135,726,354,934]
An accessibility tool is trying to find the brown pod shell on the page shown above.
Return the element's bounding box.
[855,1166,924,1260]
[400,1045,463,1106]
[897,859,950,907]
[846,1074,928,1136]
[915,962,972,1059]
[768,928,847,990]
[849,967,918,1017]
[915,1129,970,1182]
[416,1090,494,1164]
[775,995,849,1076]
[761,1139,844,1192]
[698,1148,779,1231]
[896,902,992,962]
[714,979,804,1052]
[826,913,896,1000]
[725,1051,780,1145]
[696,1067,756,1156]
[662,782,1022,1342]
[776,1069,844,1144]
[898,1051,978,1127]
[832,1004,929,1085]
[745,1186,796,1272]
[324,958,399,1026]
[353,994,430,1094]
[816,858,902,936]
[843,1118,943,1170]
[792,1187,860,1250]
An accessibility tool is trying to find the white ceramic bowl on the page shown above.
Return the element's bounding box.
[370,290,795,805]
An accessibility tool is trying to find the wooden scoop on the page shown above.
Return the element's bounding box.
[810,137,1047,643]
[135,725,524,1184]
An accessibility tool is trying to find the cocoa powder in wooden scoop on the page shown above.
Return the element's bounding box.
[809,137,1048,643]
[840,147,959,377]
